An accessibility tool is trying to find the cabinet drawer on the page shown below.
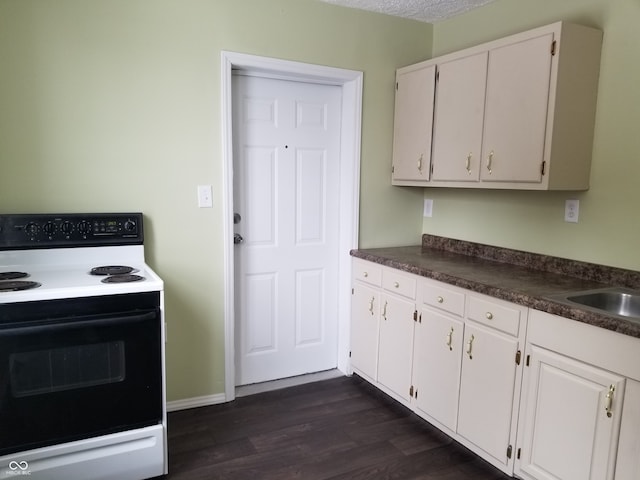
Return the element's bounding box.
[466,294,523,337]
[382,269,416,300]
[422,281,465,317]
[353,260,382,287]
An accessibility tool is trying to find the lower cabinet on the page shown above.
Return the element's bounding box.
[615,378,640,479]
[350,259,640,479]
[377,291,415,402]
[413,307,463,431]
[413,278,465,432]
[351,259,526,475]
[350,280,380,382]
[515,309,640,480]
[350,259,417,403]
[457,322,521,466]
[414,278,527,474]
[456,294,527,470]
[517,345,624,480]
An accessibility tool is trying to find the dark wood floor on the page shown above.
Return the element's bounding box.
[158,375,511,480]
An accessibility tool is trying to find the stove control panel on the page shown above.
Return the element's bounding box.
[0,213,144,250]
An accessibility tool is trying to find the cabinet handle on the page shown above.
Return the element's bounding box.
[418,154,423,172]
[437,296,444,304]
[382,301,388,320]
[446,327,454,351]
[486,151,493,174]
[394,281,400,288]
[466,334,475,359]
[363,271,369,278]
[466,153,472,174]
[368,296,375,315]
[485,312,493,320]
[605,384,615,418]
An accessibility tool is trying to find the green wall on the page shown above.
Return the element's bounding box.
[3,0,636,404]
[0,0,431,401]
[425,0,640,270]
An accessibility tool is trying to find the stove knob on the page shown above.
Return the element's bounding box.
[25,222,39,237]
[77,220,92,236]
[61,221,73,235]
[43,221,57,236]
[124,220,137,232]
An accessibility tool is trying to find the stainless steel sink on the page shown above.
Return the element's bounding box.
[550,287,640,319]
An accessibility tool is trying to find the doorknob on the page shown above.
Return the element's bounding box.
[234,233,244,244]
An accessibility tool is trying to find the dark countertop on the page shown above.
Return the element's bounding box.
[351,236,640,339]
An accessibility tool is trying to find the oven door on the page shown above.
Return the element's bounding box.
[0,292,162,456]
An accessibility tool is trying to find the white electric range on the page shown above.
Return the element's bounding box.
[0,213,167,480]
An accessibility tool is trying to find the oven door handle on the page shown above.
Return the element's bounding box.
[0,309,158,336]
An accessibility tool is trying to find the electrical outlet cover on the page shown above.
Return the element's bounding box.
[423,199,433,217]
[564,199,579,223]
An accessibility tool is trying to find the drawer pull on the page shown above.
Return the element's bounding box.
[466,334,475,359]
[486,312,493,320]
[363,272,369,278]
[605,384,615,418]
[394,281,400,288]
[437,296,444,304]
[382,301,388,321]
[446,327,454,351]
[368,297,375,315]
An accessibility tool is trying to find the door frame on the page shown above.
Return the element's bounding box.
[221,51,362,401]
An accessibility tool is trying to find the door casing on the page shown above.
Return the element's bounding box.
[221,51,362,401]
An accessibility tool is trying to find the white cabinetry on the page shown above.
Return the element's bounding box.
[457,295,527,471]
[393,21,603,190]
[351,259,528,475]
[378,270,417,402]
[352,259,640,479]
[518,345,624,480]
[350,260,382,382]
[415,289,528,474]
[413,281,465,431]
[516,309,640,480]
[350,259,418,404]
[391,64,436,183]
[430,51,487,182]
[477,32,554,185]
[615,379,640,480]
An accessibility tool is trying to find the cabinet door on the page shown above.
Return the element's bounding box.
[517,344,625,480]
[431,52,487,182]
[392,64,436,182]
[480,33,554,183]
[350,282,380,381]
[377,293,415,401]
[457,323,519,466]
[413,308,464,431]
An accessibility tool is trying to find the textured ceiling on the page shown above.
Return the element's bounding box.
[317,0,497,23]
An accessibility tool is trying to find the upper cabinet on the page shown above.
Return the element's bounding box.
[391,64,436,182]
[431,51,487,182]
[392,22,603,190]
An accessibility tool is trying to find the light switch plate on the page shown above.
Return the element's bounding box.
[197,185,213,208]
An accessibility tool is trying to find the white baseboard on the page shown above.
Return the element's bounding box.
[235,369,345,397]
[167,369,347,412]
[166,393,227,412]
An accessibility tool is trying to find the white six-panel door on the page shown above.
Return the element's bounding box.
[232,74,342,386]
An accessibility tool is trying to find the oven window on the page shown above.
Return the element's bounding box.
[10,341,126,398]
